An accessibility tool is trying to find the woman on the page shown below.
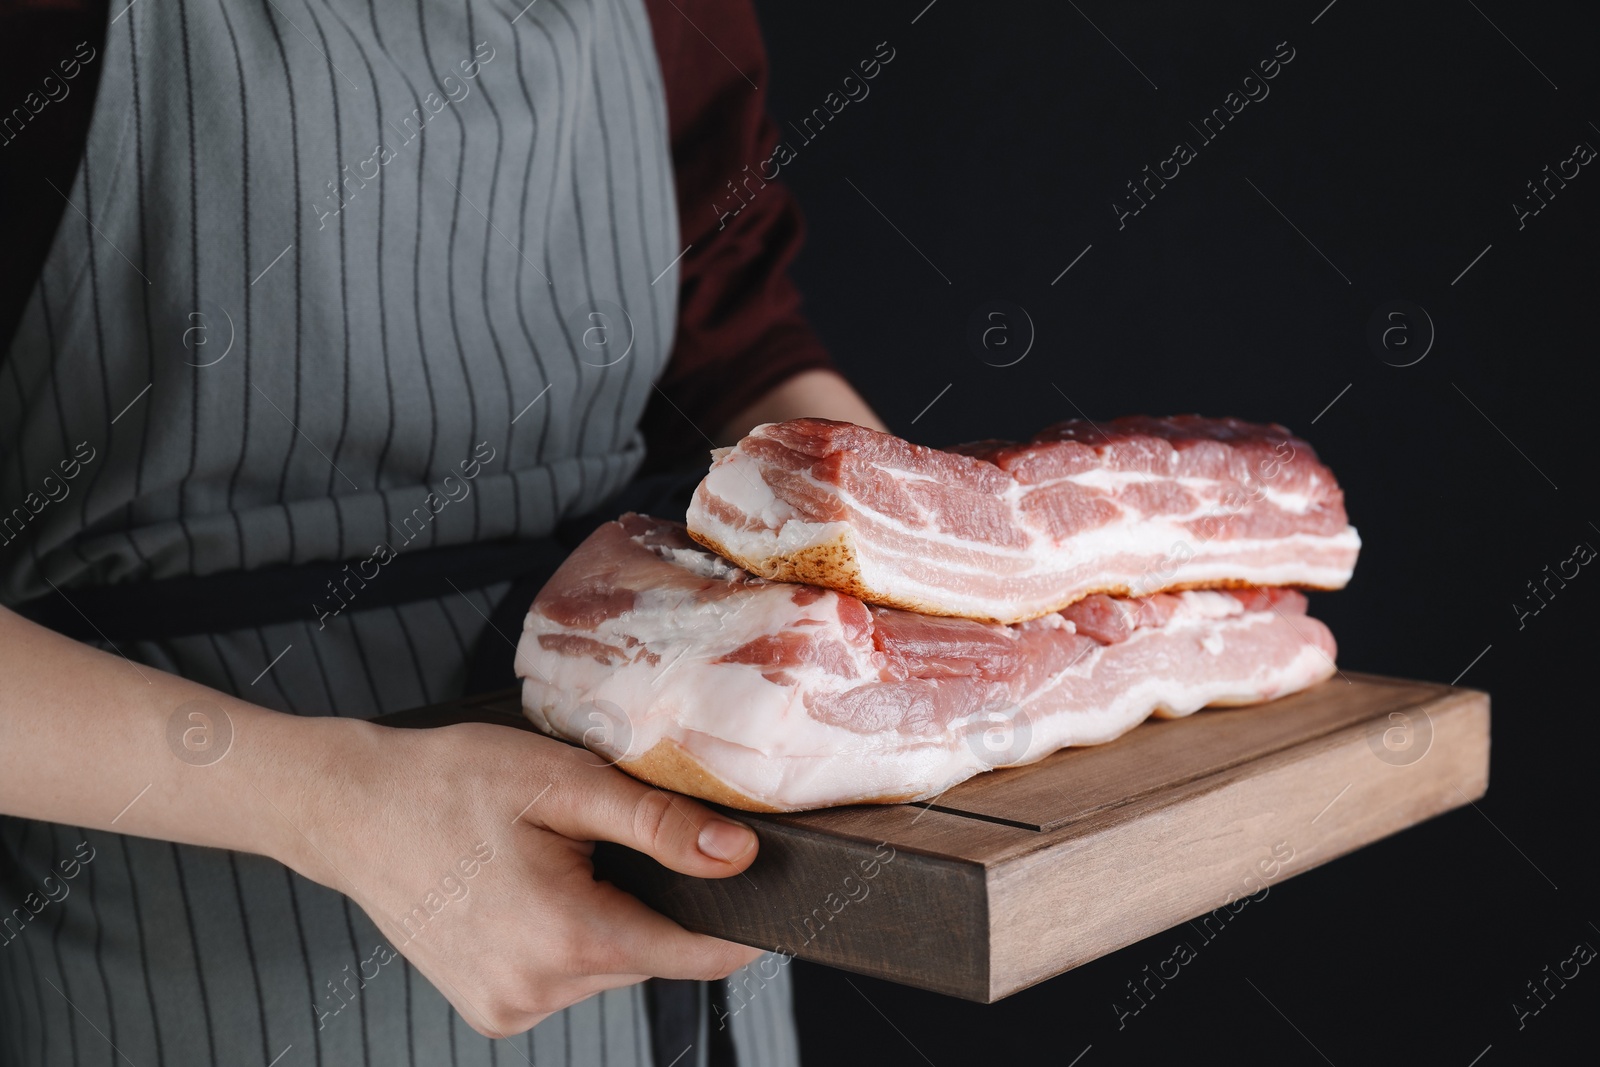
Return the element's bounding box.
[0,1,883,1064]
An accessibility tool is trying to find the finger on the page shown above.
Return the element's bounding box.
[538,752,759,878]
[574,881,766,981]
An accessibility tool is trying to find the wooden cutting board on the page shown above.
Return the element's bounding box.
[377,673,1489,1002]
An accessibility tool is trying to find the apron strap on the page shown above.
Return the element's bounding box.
[14,465,708,648]
[12,536,567,645]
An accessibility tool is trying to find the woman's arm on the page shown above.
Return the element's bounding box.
[639,0,883,465]
[0,604,761,1035]
[0,602,307,853]
[717,367,887,442]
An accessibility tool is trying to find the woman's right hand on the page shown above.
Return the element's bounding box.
[267,717,765,1037]
[1,605,755,1036]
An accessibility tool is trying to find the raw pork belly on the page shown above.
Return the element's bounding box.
[686,416,1361,625]
[516,514,1338,812]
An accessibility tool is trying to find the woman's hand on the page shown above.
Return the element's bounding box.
[270,718,764,1037]
[3,558,762,1040]
[1,602,761,1039]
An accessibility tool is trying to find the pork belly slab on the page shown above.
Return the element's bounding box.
[686,416,1361,625]
[515,514,1338,812]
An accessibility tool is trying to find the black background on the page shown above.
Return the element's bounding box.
[746,2,1598,1064]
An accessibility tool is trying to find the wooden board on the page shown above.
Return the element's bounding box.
[377,673,1489,1002]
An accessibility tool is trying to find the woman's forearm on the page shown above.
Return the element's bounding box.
[0,603,335,867]
[716,368,887,443]
[0,602,767,1031]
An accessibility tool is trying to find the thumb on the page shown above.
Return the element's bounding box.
[536,751,759,878]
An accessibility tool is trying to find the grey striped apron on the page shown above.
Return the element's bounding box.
[0,1,799,1064]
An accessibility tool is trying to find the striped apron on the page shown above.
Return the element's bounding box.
[0,1,799,1064]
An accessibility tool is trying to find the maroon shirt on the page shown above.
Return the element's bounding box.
[0,0,834,465]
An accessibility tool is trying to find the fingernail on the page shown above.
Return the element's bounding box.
[698,819,756,862]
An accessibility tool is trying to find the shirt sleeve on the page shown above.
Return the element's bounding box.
[638,0,837,467]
